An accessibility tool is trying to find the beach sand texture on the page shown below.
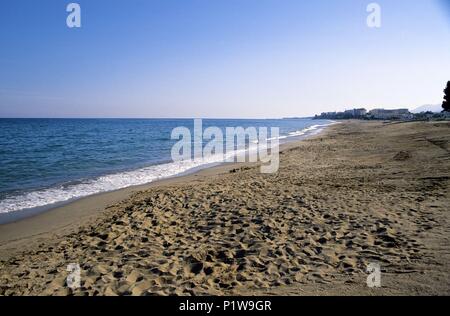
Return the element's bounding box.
[0,120,449,295]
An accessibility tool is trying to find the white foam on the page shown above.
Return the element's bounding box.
[0,155,226,214]
[0,121,335,214]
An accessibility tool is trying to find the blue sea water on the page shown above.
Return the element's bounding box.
[0,118,333,216]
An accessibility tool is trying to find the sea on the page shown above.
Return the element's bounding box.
[0,118,333,221]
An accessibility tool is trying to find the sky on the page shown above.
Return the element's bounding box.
[0,0,449,118]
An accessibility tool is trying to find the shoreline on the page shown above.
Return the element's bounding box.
[0,125,333,259]
[1,120,448,296]
[0,121,334,224]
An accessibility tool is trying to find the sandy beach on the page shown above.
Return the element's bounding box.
[0,120,449,296]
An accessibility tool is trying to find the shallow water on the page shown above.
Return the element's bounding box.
[0,118,332,214]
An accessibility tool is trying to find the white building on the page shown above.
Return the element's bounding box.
[368,109,413,120]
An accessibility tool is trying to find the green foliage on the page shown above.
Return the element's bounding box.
[443,81,450,112]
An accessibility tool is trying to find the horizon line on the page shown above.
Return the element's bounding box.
[0,116,316,120]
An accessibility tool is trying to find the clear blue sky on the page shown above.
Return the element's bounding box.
[0,0,449,118]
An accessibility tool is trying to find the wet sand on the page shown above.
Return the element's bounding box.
[0,120,449,296]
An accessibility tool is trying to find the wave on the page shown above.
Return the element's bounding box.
[0,121,335,214]
[0,156,224,214]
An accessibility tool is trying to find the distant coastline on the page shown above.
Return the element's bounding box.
[313,107,450,121]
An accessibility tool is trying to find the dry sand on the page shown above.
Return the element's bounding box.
[0,120,449,296]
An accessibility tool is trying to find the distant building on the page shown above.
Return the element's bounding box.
[354,108,367,117]
[368,109,413,120]
[314,107,447,121]
[344,109,355,116]
[344,108,367,118]
[315,108,367,120]
[318,112,337,119]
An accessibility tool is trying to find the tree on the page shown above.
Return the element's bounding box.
[443,81,450,112]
